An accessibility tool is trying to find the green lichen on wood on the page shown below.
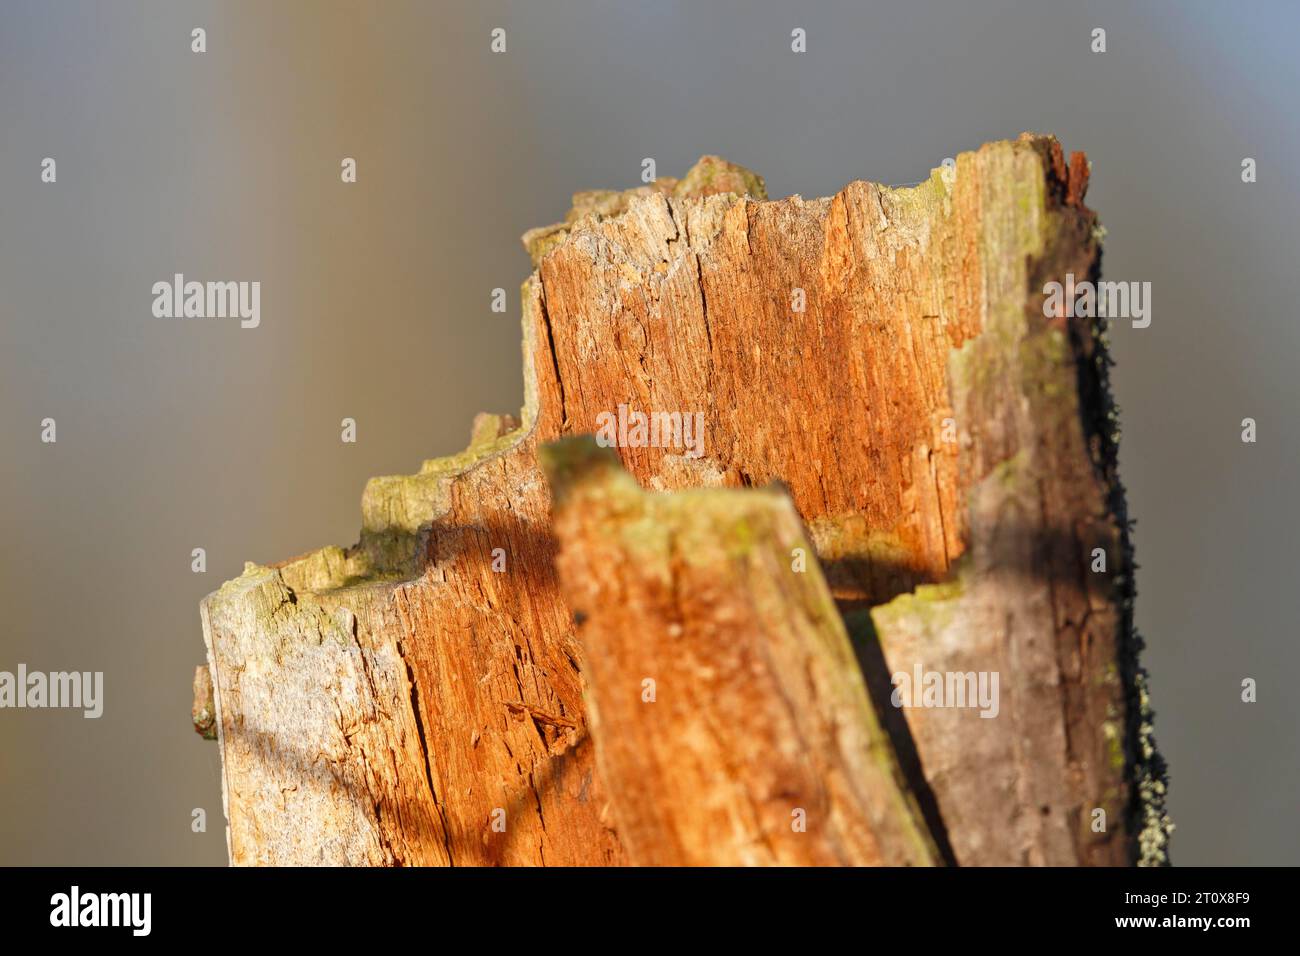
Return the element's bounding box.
[522,155,766,265]
[868,564,968,637]
[541,437,810,574]
[671,154,767,201]
[220,272,547,609]
[541,437,858,637]
[210,561,367,658]
[277,544,352,594]
[1133,669,1173,865]
[363,411,523,539]
[875,163,954,224]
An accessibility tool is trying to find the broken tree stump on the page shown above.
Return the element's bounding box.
[196,136,1170,866]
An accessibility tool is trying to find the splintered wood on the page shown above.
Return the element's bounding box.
[541,437,937,866]
[197,137,1168,867]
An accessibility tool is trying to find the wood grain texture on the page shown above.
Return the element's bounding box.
[198,136,1169,866]
[541,436,938,866]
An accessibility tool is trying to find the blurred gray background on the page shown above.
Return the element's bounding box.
[0,0,1294,865]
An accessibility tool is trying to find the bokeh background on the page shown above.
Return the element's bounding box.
[1,0,1295,865]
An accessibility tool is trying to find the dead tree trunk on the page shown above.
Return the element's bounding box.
[195,137,1171,866]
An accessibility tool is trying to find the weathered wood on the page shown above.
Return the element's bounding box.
[541,436,937,866]
[197,136,1169,866]
[192,665,216,740]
